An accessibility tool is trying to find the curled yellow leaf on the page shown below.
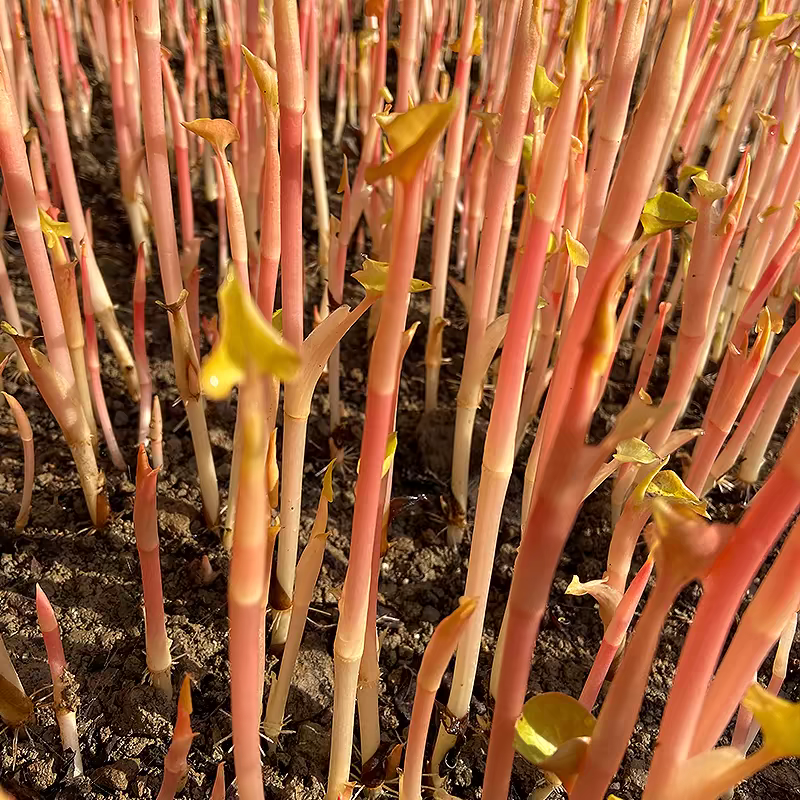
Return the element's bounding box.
[532,64,560,112]
[182,118,239,154]
[352,257,432,294]
[613,437,659,465]
[322,458,336,503]
[450,14,484,55]
[242,46,278,112]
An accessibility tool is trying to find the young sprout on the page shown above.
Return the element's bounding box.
[2,323,108,528]
[263,460,335,741]
[210,763,225,799]
[35,585,83,775]
[201,270,299,800]
[133,242,153,445]
[134,445,172,698]
[150,395,164,469]
[134,0,219,525]
[328,92,457,800]
[0,634,34,750]
[400,597,477,800]
[155,676,194,800]
[2,391,34,530]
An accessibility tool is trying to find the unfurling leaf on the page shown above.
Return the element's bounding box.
[613,437,660,465]
[352,257,432,294]
[322,458,336,503]
[366,92,458,184]
[749,12,788,40]
[640,192,698,235]
[201,271,300,400]
[742,683,800,759]
[515,692,596,781]
[242,47,278,111]
[532,65,560,112]
[565,229,589,267]
[38,208,72,248]
[565,574,622,630]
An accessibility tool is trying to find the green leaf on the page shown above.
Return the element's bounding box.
[640,192,698,235]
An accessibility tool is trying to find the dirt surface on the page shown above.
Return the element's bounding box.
[2,48,800,800]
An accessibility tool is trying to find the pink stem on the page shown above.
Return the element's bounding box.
[2,391,34,530]
[133,244,153,445]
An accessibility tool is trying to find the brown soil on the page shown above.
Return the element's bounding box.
[1,49,799,800]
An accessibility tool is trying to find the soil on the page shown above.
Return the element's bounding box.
[1,44,799,800]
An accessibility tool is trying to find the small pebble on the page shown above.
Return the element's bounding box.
[114,410,129,427]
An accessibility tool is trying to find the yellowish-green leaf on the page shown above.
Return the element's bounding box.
[565,229,589,267]
[522,133,534,165]
[743,683,800,759]
[532,64,560,112]
[758,204,782,223]
[352,257,432,294]
[272,308,283,333]
[691,171,727,201]
[380,85,393,103]
[538,296,548,309]
[515,692,596,771]
[640,192,698,235]
[366,92,458,184]
[750,12,788,40]
[38,208,72,248]
[613,437,660,465]
[201,271,300,400]
[547,232,558,256]
[322,458,336,503]
[756,111,778,129]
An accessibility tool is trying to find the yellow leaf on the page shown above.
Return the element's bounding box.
[750,12,788,40]
[646,470,710,518]
[450,14,483,55]
[515,692,596,781]
[678,164,706,183]
[613,437,659,465]
[742,683,800,759]
[272,308,283,333]
[38,208,72,249]
[547,232,558,256]
[201,271,300,400]
[352,257,432,294]
[532,64,560,112]
[357,431,397,477]
[691,171,727,201]
[565,229,589,267]
[366,92,458,184]
[640,192,698,235]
